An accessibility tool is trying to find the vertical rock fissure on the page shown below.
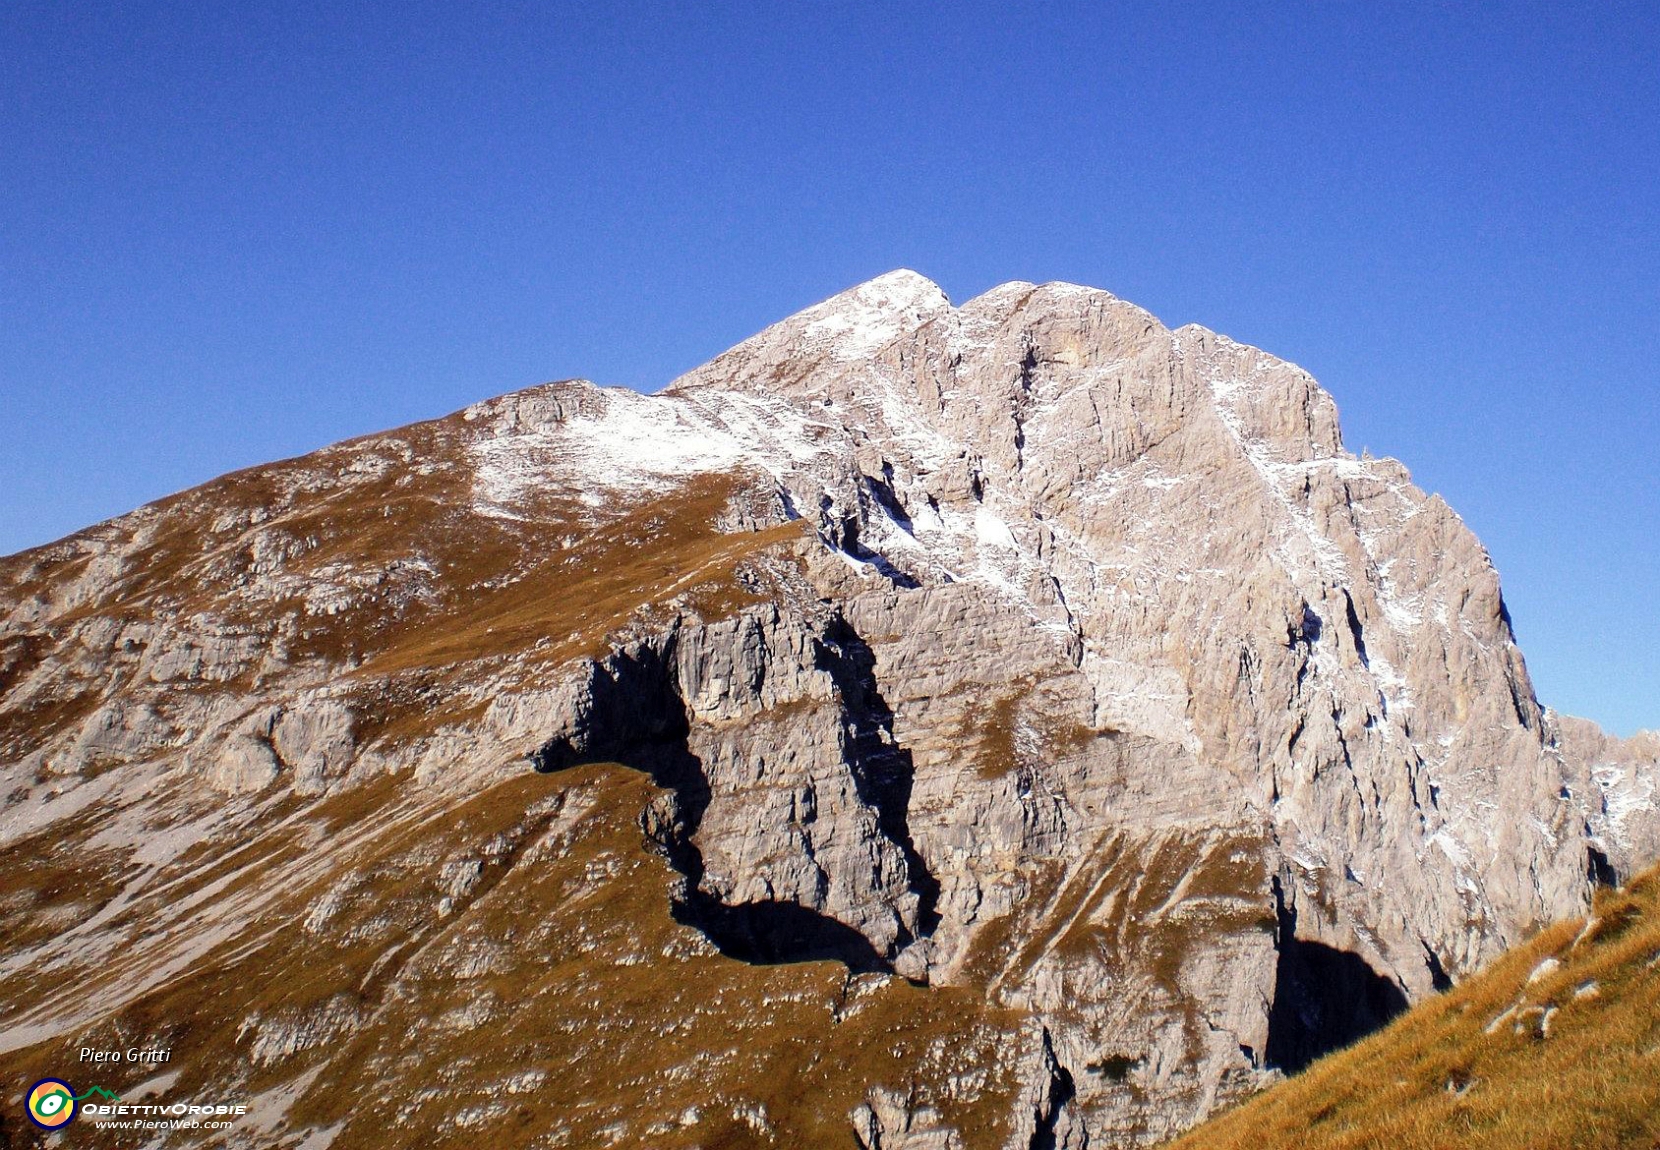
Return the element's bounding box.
[817,614,942,939]
[1027,1025,1085,1150]
[1341,589,1370,669]
[530,616,934,971]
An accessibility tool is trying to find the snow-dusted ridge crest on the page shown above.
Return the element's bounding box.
[465,270,1374,626]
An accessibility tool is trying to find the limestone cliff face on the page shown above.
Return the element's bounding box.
[0,271,1653,1149]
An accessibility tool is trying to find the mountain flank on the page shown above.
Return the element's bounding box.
[1,271,1656,1148]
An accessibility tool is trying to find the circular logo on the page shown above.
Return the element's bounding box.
[28,1079,77,1129]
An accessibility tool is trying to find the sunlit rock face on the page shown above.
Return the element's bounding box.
[1,271,1653,1148]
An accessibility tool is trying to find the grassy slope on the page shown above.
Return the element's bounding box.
[0,767,1027,1149]
[0,397,804,765]
[1168,865,1660,1150]
[0,400,1030,1148]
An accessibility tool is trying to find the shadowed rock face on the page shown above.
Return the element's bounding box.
[528,610,931,974]
[0,271,1655,1148]
[1263,875,1409,1073]
[1264,937,1410,1074]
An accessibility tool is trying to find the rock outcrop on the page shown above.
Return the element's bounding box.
[0,271,1653,1148]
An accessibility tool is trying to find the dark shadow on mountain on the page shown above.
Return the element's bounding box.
[527,640,688,776]
[856,549,923,589]
[527,628,920,974]
[1588,844,1619,888]
[817,615,941,938]
[1265,876,1409,1073]
[863,468,916,535]
[825,488,922,589]
[1342,589,1370,668]
[1423,943,1453,993]
[1031,1046,1078,1150]
[674,894,890,971]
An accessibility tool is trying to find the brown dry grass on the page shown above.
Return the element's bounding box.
[345,471,802,678]
[1167,865,1660,1150]
[0,809,133,956]
[951,677,1108,781]
[0,397,807,766]
[0,766,1028,1150]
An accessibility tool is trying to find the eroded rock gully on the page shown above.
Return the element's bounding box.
[528,606,934,974]
[1,271,1655,1148]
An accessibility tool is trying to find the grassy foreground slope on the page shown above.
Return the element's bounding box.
[1168,864,1660,1150]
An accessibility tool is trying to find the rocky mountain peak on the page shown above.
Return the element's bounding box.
[667,268,950,395]
[670,270,1345,478]
[1,275,1655,1148]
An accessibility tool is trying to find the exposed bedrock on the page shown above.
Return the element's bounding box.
[503,272,1647,1143]
[3,270,1656,1148]
[528,604,934,972]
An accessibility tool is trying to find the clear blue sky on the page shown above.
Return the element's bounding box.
[2,2,1655,734]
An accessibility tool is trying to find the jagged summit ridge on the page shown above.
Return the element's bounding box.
[0,273,1655,1149]
[469,272,1372,661]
